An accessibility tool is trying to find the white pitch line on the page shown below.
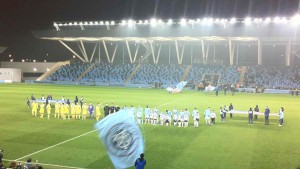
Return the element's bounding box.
[15,129,97,161]
[3,159,87,169]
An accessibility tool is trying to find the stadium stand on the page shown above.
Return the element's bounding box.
[244,65,300,89]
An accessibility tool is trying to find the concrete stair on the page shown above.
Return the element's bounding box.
[238,66,247,84]
[125,63,142,84]
[76,63,96,81]
[180,65,192,81]
[36,60,70,81]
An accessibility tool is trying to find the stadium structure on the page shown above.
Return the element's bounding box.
[4,16,300,91]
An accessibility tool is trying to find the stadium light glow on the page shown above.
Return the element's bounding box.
[138,20,143,24]
[180,18,187,25]
[22,59,25,62]
[94,22,99,25]
[264,17,271,24]
[79,22,83,25]
[84,22,88,25]
[33,68,37,71]
[196,19,201,23]
[273,17,280,24]
[33,60,36,62]
[100,21,104,25]
[244,17,252,25]
[158,19,163,24]
[72,55,76,59]
[105,21,109,25]
[110,21,115,25]
[214,18,220,23]
[229,18,236,24]
[121,20,126,25]
[74,22,78,25]
[47,68,50,71]
[9,54,11,57]
[281,17,287,23]
[291,14,300,25]
[150,18,157,26]
[10,59,13,62]
[188,19,195,24]
[167,19,173,25]
[44,60,47,62]
[144,20,149,25]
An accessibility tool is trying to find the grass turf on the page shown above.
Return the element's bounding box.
[0,83,299,169]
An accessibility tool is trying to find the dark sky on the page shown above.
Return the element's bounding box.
[0,0,299,62]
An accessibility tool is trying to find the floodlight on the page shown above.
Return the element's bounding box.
[150,18,157,26]
[291,14,300,25]
[79,22,83,25]
[44,60,47,62]
[230,18,236,24]
[33,68,37,71]
[105,21,109,25]
[127,19,133,25]
[188,19,195,24]
[158,19,163,24]
[10,59,13,62]
[121,20,126,25]
[167,19,173,25]
[207,18,213,25]
[221,19,227,23]
[138,20,143,24]
[180,18,187,25]
[47,68,50,71]
[196,19,201,23]
[144,20,149,25]
[244,17,252,25]
[84,22,88,25]
[264,17,271,24]
[281,17,287,23]
[273,17,280,23]
[89,22,94,25]
[110,21,115,25]
[9,54,11,57]
[72,55,76,59]
[22,59,25,62]
[33,60,36,62]
[214,18,220,23]
[74,22,78,25]
[100,21,104,25]
[53,22,58,26]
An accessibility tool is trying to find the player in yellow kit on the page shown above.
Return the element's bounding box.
[71,103,76,119]
[46,103,51,119]
[82,103,88,120]
[54,102,60,118]
[32,101,38,116]
[95,103,101,121]
[64,103,70,120]
[75,103,81,119]
[60,103,65,119]
[39,102,45,118]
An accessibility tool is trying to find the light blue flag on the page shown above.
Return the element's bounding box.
[94,109,144,169]
[175,81,188,91]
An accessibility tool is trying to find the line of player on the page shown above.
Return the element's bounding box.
[30,101,102,121]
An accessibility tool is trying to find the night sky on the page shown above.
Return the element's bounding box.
[0,0,299,62]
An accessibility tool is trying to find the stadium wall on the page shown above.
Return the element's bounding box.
[0,62,56,80]
[0,68,21,83]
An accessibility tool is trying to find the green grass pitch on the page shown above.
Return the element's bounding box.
[0,84,300,169]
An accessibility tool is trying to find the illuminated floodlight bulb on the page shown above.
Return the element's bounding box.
[207,18,214,24]
[121,20,126,25]
[202,18,208,24]
[79,22,83,25]
[33,68,37,71]
[150,18,157,26]
[158,19,163,24]
[244,17,252,25]
[100,21,104,25]
[138,20,143,24]
[47,68,50,71]
[63,23,68,26]
[89,22,94,25]
[58,23,63,26]
[180,18,187,25]
[264,17,271,24]
[221,19,227,23]
[33,60,36,62]
[291,14,300,25]
[94,22,99,25]
[53,22,58,26]
[281,17,287,23]
[196,19,201,23]
[230,18,236,24]
[273,17,280,23]
[127,19,133,25]
[74,22,78,25]
[144,20,149,25]
[167,19,173,24]
[22,59,25,62]
[110,21,115,25]
[84,22,88,25]
[214,18,220,23]
[188,19,195,24]
[105,21,109,25]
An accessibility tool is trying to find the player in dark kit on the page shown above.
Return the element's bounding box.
[264,106,270,125]
[104,104,110,116]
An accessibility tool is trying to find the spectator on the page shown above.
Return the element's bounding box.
[24,158,33,169]
[135,153,146,169]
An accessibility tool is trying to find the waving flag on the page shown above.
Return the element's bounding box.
[95,109,144,169]
[176,81,188,91]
